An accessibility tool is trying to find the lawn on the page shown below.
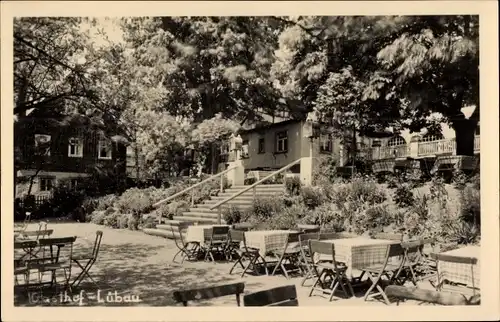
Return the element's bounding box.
[14,222,433,307]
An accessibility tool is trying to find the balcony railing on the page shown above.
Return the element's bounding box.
[368,135,480,160]
[417,138,456,157]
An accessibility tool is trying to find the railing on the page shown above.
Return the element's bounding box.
[379,145,410,159]
[417,138,456,157]
[209,158,302,224]
[152,166,239,208]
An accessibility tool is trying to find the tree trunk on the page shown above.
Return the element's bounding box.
[452,117,477,156]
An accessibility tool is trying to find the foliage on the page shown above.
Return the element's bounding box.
[459,184,480,226]
[300,186,326,209]
[192,114,241,145]
[90,211,107,225]
[251,196,284,219]
[222,205,245,225]
[312,155,338,186]
[284,176,302,195]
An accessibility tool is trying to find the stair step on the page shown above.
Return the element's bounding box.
[173,215,224,224]
[189,207,219,213]
[182,212,221,219]
[233,184,284,188]
[143,228,185,240]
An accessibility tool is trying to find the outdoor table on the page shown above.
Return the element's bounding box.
[313,237,400,279]
[244,230,301,257]
[438,245,480,288]
[185,224,230,247]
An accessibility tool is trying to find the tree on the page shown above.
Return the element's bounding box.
[271,16,479,156]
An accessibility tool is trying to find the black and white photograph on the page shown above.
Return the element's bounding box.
[2,1,499,320]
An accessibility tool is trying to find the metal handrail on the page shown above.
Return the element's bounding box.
[152,166,239,208]
[209,158,302,210]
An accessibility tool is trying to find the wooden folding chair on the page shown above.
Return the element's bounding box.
[244,285,298,306]
[71,231,103,288]
[271,232,302,279]
[14,240,38,294]
[171,222,200,263]
[228,230,268,277]
[393,239,424,286]
[429,253,479,296]
[14,212,32,233]
[298,232,320,286]
[360,243,405,305]
[34,236,77,294]
[415,238,438,281]
[172,282,245,306]
[203,226,230,263]
[308,240,354,301]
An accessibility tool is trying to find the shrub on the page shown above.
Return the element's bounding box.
[222,205,244,225]
[251,196,283,219]
[115,188,153,216]
[312,155,338,185]
[128,215,139,230]
[90,210,107,225]
[141,214,157,229]
[244,177,256,185]
[459,185,480,226]
[393,184,415,208]
[117,214,130,229]
[302,202,345,232]
[300,186,326,209]
[265,210,299,230]
[95,194,119,211]
[285,176,302,195]
[451,170,469,190]
[103,212,121,228]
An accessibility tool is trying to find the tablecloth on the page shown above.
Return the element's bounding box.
[244,230,300,257]
[438,246,480,288]
[313,237,400,278]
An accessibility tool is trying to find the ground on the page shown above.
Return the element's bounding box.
[14,222,435,307]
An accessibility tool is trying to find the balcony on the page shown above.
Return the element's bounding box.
[368,135,480,160]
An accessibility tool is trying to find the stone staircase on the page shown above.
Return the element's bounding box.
[142,184,285,239]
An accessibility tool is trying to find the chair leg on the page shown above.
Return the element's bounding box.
[271,254,285,276]
[363,273,378,301]
[309,269,324,297]
[172,250,182,263]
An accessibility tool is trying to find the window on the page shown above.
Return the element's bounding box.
[39,177,54,192]
[258,138,265,154]
[241,140,249,158]
[68,137,83,157]
[275,131,288,153]
[34,134,51,156]
[387,136,406,147]
[319,133,333,153]
[98,140,112,160]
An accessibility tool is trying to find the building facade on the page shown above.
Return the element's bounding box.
[15,110,127,197]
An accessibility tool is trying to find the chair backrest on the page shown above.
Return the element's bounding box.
[91,231,104,259]
[21,229,54,239]
[286,232,301,243]
[309,240,335,257]
[172,282,245,306]
[374,233,403,241]
[229,229,245,243]
[430,253,478,265]
[319,232,337,240]
[299,232,319,245]
[14,240,38,250]
[210,225,230,242]
[170,222,187,247]
[401,239,423,265]
[233,223,254,231]
[243,285,298,306]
